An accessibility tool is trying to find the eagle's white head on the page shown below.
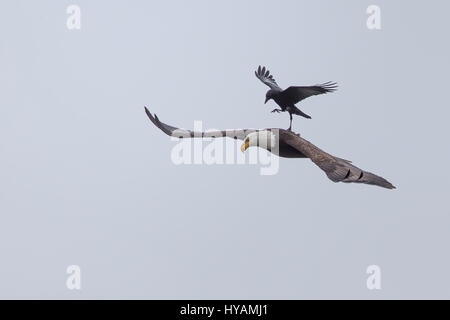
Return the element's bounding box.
[240,130,278,153]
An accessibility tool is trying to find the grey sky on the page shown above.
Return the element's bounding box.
[1,0,449,299]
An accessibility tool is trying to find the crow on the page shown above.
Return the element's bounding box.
[255,66,337,130]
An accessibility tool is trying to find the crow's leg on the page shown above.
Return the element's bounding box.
[271,108,282,113]
[288,112,293,131]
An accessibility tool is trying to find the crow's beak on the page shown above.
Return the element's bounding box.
[264,97,269,104]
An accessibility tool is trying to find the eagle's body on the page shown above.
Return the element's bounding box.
[255,66,337,130]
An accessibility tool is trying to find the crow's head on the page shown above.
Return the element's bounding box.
[265,90,276,104]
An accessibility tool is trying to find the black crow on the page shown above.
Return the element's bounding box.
[255,66,337,130]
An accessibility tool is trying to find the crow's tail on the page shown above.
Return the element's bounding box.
[291,106,311,119]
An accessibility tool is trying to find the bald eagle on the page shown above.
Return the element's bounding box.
[145,107,395,189]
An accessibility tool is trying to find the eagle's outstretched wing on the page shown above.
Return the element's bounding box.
[255,65,282,90]
[144,107,256,140]
[280,130,395,189]
[282,82,338,104]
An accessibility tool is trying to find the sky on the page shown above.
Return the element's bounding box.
[1,0,449,299]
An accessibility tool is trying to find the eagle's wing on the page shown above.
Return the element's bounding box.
[280,130,395,189]
[254,66,282,90]
[144,107,255,140]
[282,82,337,104]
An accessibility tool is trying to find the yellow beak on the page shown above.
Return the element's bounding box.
[240,140,250,152]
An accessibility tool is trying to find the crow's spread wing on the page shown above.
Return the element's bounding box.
[254,66,282,90]
[282,82,337,104]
